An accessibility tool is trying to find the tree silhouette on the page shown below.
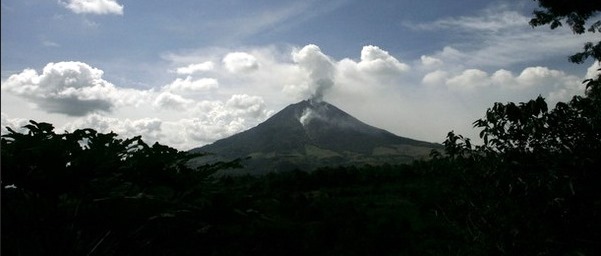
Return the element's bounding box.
[1,121,239,255]
[428,1,601,253]
[530,0,601,63]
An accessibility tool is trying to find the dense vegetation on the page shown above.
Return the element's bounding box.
[2,102,600,255]
[3,1,601,255]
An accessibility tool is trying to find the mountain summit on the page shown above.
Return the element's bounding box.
[190,100,441,174]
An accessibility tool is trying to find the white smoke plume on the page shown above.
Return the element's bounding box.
[298,100,331,127]
[299,108,315,126]
[292,44,335,101]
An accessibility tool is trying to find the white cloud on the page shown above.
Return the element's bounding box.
[446,69,490,90]
[1,62,120,116]
[586,61,601,79]
[223,52,259,73]
[175,62,215,75]
[177,117,244,145]
[175,94,271,148]
[490,67,582,97]
[52,93,273,150]
[1,113,29,135]
[491,69,514,85]
[425,65,583,104]
[336,45,411,89]
[357,45,410,75]
[515,67,566,88]
[153,92,194,110]
[64,114,164,144]
[420,55,443,67]
[225,94,270,119]
[173,95,272,147]
[60,0,124,15]
[422,70,449,86]
[163,76,219,93]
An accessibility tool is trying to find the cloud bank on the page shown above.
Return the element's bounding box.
[2,43,590,151]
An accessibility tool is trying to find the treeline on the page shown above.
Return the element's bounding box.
[0,121,449,255]
[2,84,600,255]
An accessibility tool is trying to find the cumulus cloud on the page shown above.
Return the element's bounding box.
[421,65,583,106]
[223,52,259,73]
[292,44,336,101]
[336,45,411,89]
[446,69,490,90]
[176,95,271,146]
[64,114,164,144]
[163,76,219,93]
[176,62,215,75]
[170,95,271,148]
[225,94,270,118]
[422,70,449,86]
[420,55,443,67]
[1,113,30,134]
[1,61,120,116]
[60,0,124,15]
[53,93,272,150]
[358,45,410,75]
[153,92,194,110]
[178,117,244,145]
[513,67,566,88]
[489,66,581,96]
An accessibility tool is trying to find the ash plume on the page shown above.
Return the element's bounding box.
[293,44,335,102]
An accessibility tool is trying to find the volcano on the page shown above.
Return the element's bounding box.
[189,100,442,174]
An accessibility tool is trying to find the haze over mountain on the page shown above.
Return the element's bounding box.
[190,99,442,174]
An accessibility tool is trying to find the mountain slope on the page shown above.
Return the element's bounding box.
[189,100,442,173]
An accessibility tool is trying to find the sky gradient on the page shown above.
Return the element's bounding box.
[2,0,599,150]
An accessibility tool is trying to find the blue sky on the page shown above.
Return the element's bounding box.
[2,0,599,150]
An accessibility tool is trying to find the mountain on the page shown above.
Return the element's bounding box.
[189,100,442,174]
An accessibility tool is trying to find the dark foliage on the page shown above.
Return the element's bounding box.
[530,0,601,63]
[1,123,239,255]
[433,10,601,247]
[0,121,458,255]
[3,93,600,254]
[435,93,601,254]
[0,121,465,255]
